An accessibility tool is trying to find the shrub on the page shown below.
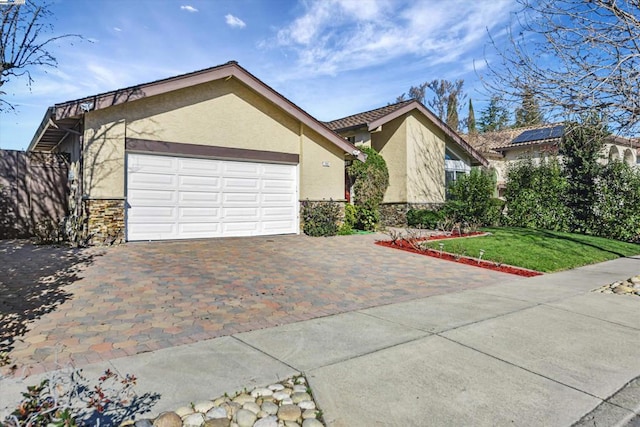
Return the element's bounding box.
[485,198,506,226]
[504,156,570,231]
[347,147,389,230]
[593,161,640,242]
[446,168,495,225]
[407,209,443,229]
[301,200,341,237]
[347,147,389,208]
[4,368,144,427]
[354,205,379,231]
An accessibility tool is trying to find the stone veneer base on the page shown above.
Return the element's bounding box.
[85,199,125,245]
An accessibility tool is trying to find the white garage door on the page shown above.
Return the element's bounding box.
[126,153,298,241]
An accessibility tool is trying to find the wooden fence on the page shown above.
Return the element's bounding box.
[0,150,70,239]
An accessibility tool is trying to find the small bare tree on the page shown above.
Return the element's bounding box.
[1,0,78,110]
[483,0,640,133]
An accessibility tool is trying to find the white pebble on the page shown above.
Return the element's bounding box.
[298,401,316,410]
[205,406,228,420]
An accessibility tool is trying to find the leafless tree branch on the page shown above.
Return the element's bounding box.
[482,0,640,133]
[1,0,80,110]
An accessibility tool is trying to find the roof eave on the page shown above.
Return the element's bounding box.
[31,61,366,162]
[28,107,54,152]
[367,101,489,167]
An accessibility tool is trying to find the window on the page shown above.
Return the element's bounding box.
[444,149,471,199]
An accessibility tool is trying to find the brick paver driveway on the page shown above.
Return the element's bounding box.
[1,234,513,376]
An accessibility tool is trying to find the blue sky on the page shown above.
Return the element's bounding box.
[0,0,517,150]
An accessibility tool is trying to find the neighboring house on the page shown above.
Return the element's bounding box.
[28,61,365,243]
[325,100,489,225]
[466,123,640,197]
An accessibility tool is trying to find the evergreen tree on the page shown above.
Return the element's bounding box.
[478,96,510,132]
[468,99,477,134]
[515,87,543,127]
[560,117,608,233]
[446,92,459,130]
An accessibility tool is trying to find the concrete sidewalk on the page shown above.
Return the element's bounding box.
[2,255,639,426]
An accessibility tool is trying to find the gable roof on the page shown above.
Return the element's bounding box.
[324,100,415,131]
[325,100,489,167]
[29,61,366,162]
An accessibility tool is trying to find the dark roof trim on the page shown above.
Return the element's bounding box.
[29,61,366,161]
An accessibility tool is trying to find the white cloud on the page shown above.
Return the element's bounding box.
[113,27,122,32]
[180,5,198,13]
[270,0,515,78]
[225,14,246,29]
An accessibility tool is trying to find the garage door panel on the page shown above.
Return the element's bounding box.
[178,207,221,221]
[223,207,260,220]
[178,223,221,235]
[178,191,221,206]
[262,206,296,218]
[222,193,260,205]
[128,206,176,221]
[223,162,260,176]
[130,222,177,237]
[224,177,260,191]
[178,175,221,190]
[128,188,178,205]
[129,155,177,173]
[263,163,296,177]
[222,222,260,234]
[262,179,296,191]
[178,158,222,175]
[126,153,298,241]
[129,173,177,189]
[262,220,297,233]
[262,193,296,204]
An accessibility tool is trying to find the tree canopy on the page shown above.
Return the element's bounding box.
[397,79,467,131]
[484,0,640,133]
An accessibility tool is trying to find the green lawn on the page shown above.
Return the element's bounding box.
[422,227,640,273]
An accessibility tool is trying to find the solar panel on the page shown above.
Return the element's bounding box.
[512,125,564,144]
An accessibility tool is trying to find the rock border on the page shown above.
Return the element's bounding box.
[592,275,640,297]
[123,375,325,427]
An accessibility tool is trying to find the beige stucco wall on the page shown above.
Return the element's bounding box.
[406,112,447,204]
[371,115,407,203]
[300,126,345,200]
[351,111,473,205]
[83,108,126,199]
[81,77,345,200]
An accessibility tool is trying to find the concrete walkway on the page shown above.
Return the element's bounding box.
[2,255,640,426]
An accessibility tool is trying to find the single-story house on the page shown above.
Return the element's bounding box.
[466,123,640,197]
[324,100,489,225]
[28,61,365,244]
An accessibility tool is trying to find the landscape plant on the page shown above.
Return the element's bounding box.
[504,155,570,231]
[406,209,443,229]
[503,119,640,242]
[346,146,389,231]
[4,368,144,427]
[560,118,607,233]
[444,167,495,225]
[593,161,640,242]
[300,200,341,237]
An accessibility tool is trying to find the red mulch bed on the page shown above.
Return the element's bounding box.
[376,236,542,277]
